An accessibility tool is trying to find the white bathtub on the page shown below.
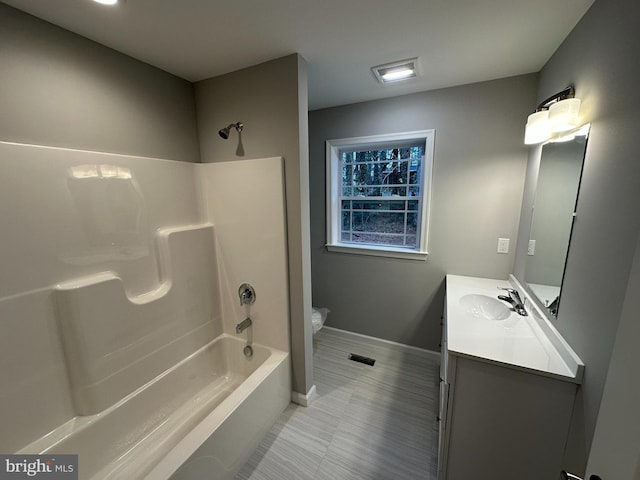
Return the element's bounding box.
[21,334,290,480]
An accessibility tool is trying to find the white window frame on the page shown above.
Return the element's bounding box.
[326,130,435,260]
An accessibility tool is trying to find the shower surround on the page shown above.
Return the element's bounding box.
[0,141,290,479]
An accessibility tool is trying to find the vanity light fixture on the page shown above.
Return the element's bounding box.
[549,123,591,144]
[371,58,419,84]
[548,97,581,133]
[524,110,550,145]
[524,86,581,145]
[92,0,119,4]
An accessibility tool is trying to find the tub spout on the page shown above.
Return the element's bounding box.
[236,317,252,334]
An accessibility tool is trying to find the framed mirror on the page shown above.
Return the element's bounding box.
[525,125,589,317]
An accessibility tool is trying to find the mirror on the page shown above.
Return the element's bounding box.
[525,125,589,317]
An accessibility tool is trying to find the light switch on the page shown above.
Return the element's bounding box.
[497,237,510,254]
[528,239,536,256]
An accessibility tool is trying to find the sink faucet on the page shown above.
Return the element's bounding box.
[497,287,528,316]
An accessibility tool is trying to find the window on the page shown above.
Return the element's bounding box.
[326,130,434,260]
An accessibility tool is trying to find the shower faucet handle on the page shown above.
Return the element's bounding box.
[238,283,256,306]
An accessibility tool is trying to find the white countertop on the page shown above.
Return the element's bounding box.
[446,275,583,383]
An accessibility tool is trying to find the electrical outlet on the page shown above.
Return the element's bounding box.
[497,237,510,254]
[528,239,536,256]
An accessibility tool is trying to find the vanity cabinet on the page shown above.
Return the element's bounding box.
[437,303,449,473]
[438,275,583,480]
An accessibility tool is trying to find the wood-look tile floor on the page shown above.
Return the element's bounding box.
[235,327,440,480]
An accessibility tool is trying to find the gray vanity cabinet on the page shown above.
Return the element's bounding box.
[438,279,581,480]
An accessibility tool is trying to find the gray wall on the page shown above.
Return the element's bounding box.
[585,228,640,479]
[195,54,314,396]
[310,74,537,351]
[0,3,200,161]
[514,0,640,473]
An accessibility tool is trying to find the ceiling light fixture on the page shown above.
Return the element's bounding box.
[92,0,119,5]
[524,86,581,145]
[372,58,419,84]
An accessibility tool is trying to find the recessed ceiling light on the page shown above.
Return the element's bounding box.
[92,0,118,5]
[382,68,415,82]
[371,58,419,84]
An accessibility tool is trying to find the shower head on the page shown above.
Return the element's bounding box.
[218,122,244,139]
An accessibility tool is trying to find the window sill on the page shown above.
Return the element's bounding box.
[326,243,428,260]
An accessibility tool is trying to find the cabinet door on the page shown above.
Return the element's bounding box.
[444,357,574,479]
[437,379,449,479]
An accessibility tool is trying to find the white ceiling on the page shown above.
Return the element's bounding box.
[3,0,595,110]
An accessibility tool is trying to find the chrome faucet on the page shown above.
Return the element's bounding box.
[497,287,528,316]
[236,317,252,334]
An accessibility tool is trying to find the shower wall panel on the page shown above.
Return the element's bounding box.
[0,142,203,452]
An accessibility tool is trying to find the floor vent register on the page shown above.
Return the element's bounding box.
[348,353,376,366]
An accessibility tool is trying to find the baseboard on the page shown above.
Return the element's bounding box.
[321,326,441,360]
[291,384,317,407]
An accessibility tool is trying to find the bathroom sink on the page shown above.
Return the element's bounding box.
[459,294,511,320]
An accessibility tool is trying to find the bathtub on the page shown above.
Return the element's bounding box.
[20,334,290,480]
